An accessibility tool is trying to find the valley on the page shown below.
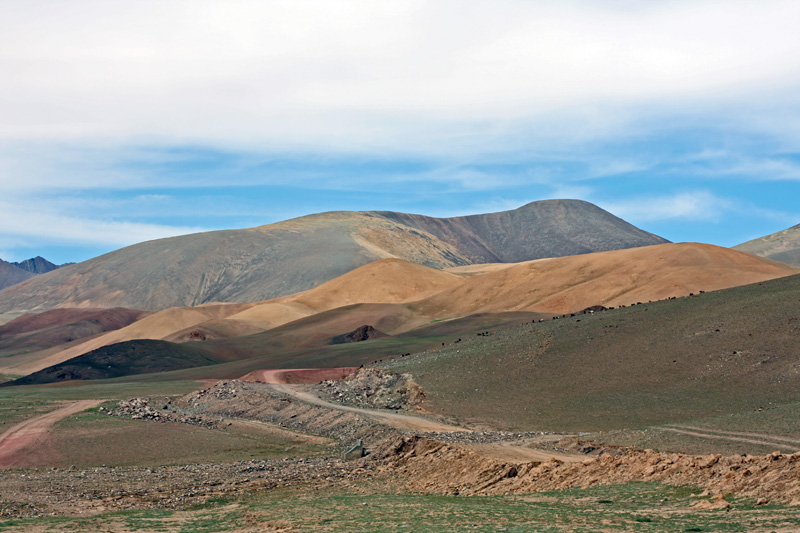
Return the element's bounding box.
[1,202,800,531]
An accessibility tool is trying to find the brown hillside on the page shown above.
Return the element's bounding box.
[9,260,455,374]
[3,302,253,376]
[734,223,800,267]
[416,243,800,316]
[289,258,461,309]
[223,259,460,329]
[10,243,797,376]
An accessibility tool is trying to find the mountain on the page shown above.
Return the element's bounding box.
[12,256,60,275]
[377,199,667,263]
[0,260,35,291]
[0,200,669,314]
[8,242,796,377]
[0,256,65,291]
[734,224,800,267]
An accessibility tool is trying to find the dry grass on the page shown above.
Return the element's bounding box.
[386,274,800,442]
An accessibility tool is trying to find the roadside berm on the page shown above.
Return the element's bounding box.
[375,435,800,505]
[107,376,800,508]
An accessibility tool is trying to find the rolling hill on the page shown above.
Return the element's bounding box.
[0,200,668,314]
[387,272,800,432]
[734,223,800,267]
[6,242,796,378]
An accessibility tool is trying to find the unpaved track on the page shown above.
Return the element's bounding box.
[240,368,357,385]
[269,382,467,433]
[242,368,467,432]
[241,369,585,462]
[669,425,800,446]
[659,425,800,451]
[0,400,102,468]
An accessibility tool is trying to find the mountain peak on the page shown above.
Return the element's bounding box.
[0,201,668,313]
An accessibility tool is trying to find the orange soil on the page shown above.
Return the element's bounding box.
[417,242,799,316]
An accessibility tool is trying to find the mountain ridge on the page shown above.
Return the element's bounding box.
[734,223,800,267]
[0,200,669,314]
[0,256,66,292]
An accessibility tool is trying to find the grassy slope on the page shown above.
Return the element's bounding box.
[5,482,800,532]
[386,274,800,433]
[5,340,220,387]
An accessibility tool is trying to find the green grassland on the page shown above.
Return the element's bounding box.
[40,408,332,468]
[3,482,800,532]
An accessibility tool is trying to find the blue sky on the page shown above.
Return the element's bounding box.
[1,1,799,265]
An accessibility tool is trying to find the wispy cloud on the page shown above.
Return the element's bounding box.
[0,198,206,250]
[599,191,736,223]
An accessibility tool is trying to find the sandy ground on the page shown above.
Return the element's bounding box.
[0,400,102,468]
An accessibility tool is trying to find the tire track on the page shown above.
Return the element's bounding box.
[658,425,800,451]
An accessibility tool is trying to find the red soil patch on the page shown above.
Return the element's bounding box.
[239,368,358,385]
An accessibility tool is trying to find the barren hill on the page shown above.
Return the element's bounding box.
[378,199,667,263]
[388,272,800,432]
[0,200,668,314]
[416,242,800,316]
[10,242,796,377]
[734,223,800,267]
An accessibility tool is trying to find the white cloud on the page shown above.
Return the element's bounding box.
[0,0,798,155]
[599,191,735,223]
[0,199,206,249]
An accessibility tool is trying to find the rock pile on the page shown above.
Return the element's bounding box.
[109,397,216,428]
[318,368,426,411]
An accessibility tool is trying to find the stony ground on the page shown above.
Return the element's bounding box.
[5,375,800,522]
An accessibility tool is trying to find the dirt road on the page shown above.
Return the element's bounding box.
[240,368,357,385]
[241,368,467,433]
[658,425,800,452]
[269,382,468,433]
[0,400,102,468]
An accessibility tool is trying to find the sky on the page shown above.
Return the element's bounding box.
[1,0,799,265]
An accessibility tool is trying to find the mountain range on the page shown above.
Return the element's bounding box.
[0,200,668,314]
[0,256,62,291]
[2,200,799,385]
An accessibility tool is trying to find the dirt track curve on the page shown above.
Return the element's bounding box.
[241,369,468,433]
[0,400,103,468]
